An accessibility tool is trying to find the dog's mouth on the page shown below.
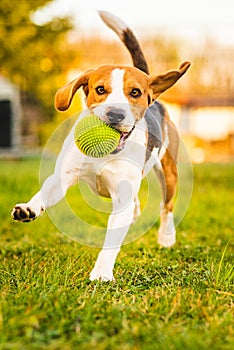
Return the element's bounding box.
[111,125,135,154]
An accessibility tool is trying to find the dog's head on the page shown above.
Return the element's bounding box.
[55,62,190,133]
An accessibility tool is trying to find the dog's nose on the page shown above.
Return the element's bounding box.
[106,108,125,124]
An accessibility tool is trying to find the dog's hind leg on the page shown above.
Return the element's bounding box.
[156,152,177,247]
[154,121,179,247]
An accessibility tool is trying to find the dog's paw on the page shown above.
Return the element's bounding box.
[12,204,37,223]
[158,211,176,247]
[158,230,176,248]
[90,267,115,282]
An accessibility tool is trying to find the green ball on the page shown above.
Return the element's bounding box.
[74,114,121,158]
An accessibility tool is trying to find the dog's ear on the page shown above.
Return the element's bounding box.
[54,69,94,111]
[149,61,190,98]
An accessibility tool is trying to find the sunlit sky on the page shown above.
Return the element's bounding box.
[33,0,234,143]
[34,0,234,45]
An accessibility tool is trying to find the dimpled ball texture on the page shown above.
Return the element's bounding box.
[74,114,121,158]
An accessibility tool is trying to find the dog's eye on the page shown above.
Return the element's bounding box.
[95,86,106,95]
[130,88,142,98]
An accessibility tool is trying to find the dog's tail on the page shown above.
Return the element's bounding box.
[98,11,149,75]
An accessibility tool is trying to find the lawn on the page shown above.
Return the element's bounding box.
[0,158,233,350]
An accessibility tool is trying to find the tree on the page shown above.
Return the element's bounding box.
[0,0,74,118]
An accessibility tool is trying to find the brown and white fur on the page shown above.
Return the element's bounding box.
[12,11,190,281]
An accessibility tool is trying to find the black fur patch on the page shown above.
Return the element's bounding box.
[145,101,164,162]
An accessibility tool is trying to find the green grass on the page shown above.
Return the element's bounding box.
[0,159,233,350]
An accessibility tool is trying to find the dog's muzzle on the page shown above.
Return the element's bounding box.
[105,108,135,154]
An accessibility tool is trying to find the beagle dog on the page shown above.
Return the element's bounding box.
[12,11,190,281]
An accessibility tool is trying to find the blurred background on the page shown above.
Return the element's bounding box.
[0,0,234,162]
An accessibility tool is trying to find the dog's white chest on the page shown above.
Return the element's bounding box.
[78,119,148,197]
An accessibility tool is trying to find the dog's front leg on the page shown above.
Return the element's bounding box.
[12,171,78,222]
[12,134,80,222]
[90,174,140,282]
[90,200,135,282]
